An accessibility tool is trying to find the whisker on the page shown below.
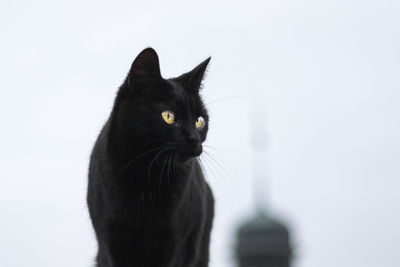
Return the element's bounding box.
[146,145,175,180]
[198,156,223,189]
[203,150,231,178]
[205,95,241,106]
[118,144,167,174]
[199,154,221,184]
[158,152,171,195]
[167,153,178,201]
[203,144,228,154]
[198,157,207,173]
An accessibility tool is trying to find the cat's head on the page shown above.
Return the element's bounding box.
[112,48,210,161]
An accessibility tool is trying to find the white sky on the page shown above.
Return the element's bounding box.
[1,1,399,267]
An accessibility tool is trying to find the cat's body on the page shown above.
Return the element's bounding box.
[87,48,214,267]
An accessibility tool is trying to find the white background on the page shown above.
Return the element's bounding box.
[1,1,399,266]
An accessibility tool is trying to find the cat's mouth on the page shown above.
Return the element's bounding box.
[180,144,203,158]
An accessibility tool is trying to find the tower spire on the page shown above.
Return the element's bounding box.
[250,106,270,213]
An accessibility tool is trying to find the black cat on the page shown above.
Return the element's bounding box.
[87,48,214,267]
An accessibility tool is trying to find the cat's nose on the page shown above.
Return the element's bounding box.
[182,131,202,157]
[186,132,201,146]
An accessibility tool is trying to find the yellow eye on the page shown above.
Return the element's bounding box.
[161,111,175,124]
[195,116,205,129]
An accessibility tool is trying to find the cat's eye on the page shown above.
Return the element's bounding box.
[195,116,205,129]
[161,111,175,124]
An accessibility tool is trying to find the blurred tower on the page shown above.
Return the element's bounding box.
[235,108,292,267]
[236,212,291,267]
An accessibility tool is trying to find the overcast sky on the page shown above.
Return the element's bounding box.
[1,1,399,267]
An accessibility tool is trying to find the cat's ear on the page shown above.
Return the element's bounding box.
[128,48,161,82]
[178,57,211,93]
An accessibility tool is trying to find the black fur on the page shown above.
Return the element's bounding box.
[87,48,214,267]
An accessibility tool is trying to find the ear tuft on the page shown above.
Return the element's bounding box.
[129,48,161,78]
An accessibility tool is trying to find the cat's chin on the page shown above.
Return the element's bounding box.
[178,147,203,161]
